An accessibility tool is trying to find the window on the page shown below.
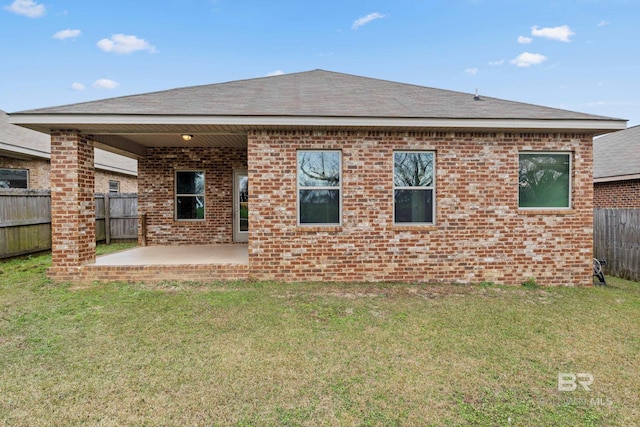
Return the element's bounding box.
[519,152,571,209]
[109,180,120,193]
[394,151,435,224]
[175,171,205,220]
[297,151,341,225]
[0,168,28,189]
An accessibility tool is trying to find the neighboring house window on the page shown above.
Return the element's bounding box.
[109,180,120,193]
[0,168,28,189]
[175,171,205,220]
[519,152,571,209]
[394,151,435,224]
[297,150,341,225]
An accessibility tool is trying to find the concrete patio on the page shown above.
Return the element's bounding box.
[76,244,250,284]
[93,244,248,266]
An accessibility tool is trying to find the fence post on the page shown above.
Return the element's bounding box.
[104,193,111,245]
[138,213,147,247]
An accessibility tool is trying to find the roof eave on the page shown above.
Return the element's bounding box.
[94,163,138,176]
[0,141,50,160]
[9,114,627,135]
[594,173,640,183]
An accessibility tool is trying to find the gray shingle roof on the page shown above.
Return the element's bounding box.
[1,109,50,153]
[594,125,640,180]
[14,70,619,121]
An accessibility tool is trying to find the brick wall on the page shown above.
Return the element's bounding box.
[248,130,595,286]
[95,170,138,193]
[138,147,247,245]
[0,156,50,189]
[0,155,137,192]
[594,179,640,208]
[48,131,96,278]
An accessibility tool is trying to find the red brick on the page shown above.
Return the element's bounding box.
[594,179,640,208]
[48,131,96,277]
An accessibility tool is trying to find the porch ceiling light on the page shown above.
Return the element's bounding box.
[181,134,193,141]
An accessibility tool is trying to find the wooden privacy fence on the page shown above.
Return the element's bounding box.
[0,189,52,259]
[0,189,138,259]
[594,208,640,281]
[95,193,138,245]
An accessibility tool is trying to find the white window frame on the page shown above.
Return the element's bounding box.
[518,151,572,210]
[297,150,342,226]
[108,180,120,193]
[393,151,436,225]
[0,168,29,189]
[175,170,206,221]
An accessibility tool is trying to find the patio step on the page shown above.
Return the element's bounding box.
[78,263,249,284]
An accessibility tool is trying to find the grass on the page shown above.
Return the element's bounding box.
[1,248,639,426]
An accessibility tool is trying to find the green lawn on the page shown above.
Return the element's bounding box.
[1,247,639,426]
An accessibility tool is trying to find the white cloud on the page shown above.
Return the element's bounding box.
[97,34,157,54]
[510,52,547,67]
[587,101,613,107]
[53,29,81,40]
[465,68,479,75]
[597,20,610,27]
[266,70,284,76]
[531,25,575,42]
[488,59,505,66]
[518,35,532,44]
[352,12,385,30]
[92,79,119,89]
[71,82,85,91]
[4,0,45,18]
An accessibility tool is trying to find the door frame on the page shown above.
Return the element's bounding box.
[232,169,248,243]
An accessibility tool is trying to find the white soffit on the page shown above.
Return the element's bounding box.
[8,114,628,134]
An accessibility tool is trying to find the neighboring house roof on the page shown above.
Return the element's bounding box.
[594,125,640,182]
[9,70,626,157]
[0,110,50,159]
[1,109,137,176]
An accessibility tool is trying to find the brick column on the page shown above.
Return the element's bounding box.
[48,131,96,281]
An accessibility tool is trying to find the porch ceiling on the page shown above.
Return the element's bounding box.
[71,123,250,151]
[90,129,248,150]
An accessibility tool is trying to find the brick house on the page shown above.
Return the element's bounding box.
[9,70,626,285]
[594,125,640,208]
[1,109,137,192]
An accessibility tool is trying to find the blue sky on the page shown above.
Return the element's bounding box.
[1,0,639,126]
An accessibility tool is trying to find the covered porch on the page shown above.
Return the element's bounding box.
[79,244,250,283]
